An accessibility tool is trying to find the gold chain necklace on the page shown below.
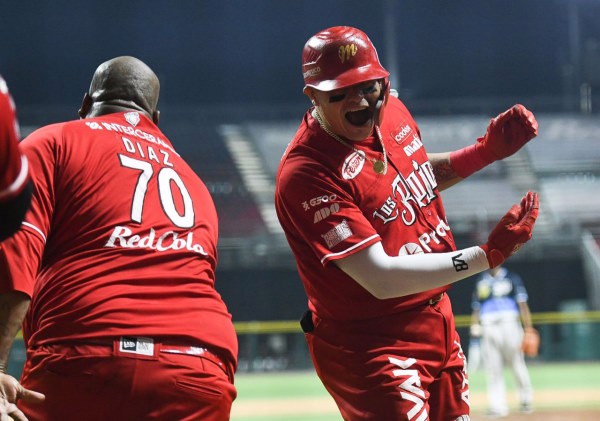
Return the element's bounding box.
[312,108,387,175]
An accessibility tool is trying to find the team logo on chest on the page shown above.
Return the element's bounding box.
[373,160,438,226]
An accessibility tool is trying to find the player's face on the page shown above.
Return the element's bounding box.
[313,80,382,142]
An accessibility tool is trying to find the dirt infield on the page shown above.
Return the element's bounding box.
[473,409,600,421]
[233,400,598,420]
[469,389,600,420]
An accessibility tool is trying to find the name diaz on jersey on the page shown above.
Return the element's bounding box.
[85,113,209,257]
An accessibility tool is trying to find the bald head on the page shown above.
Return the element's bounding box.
[79,56,160,122]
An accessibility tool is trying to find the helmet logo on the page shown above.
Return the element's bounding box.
[338,44,358,63]
[303,67,321,79]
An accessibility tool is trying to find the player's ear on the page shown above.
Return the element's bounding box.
[152,109,160,125]
[78,93,93,119]
[303,87,318,106]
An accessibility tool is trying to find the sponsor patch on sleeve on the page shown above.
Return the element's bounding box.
[321,220,353,249]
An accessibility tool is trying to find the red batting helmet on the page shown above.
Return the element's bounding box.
[302,26,390,92]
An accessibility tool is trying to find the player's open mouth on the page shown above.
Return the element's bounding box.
[345,108,372,126]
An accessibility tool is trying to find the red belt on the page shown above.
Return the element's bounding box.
[159,344,226,372]
[49,337,228,375]
[114,337,232,381]
[113,336,224,366]
[37,337,233,382]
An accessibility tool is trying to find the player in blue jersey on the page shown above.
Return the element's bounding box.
[470,265,535,416]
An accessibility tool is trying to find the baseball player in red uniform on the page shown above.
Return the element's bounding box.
[0,74,31,242]
[0,57,237,421]
[275,26,540,421]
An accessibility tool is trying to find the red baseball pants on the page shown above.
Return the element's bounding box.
[18,341,236,421]
[306,294,470,421]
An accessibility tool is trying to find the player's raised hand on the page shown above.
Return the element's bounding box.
[481,191,539,268]
[476,104,539,161]
[449,104,539,179]
[0,373,45,421]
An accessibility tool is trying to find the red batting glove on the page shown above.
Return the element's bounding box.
[477,104,538,161]
[480,191,539,268]
[450,104,539,178]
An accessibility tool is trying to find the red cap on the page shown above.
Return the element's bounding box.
[302,26,390,92]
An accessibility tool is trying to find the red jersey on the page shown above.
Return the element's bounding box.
[275,96,455,321]
[0,75,27,201]
[0,112,237,366]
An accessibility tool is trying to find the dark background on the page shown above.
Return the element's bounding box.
[3,0,599,115]
[2,0,598,323]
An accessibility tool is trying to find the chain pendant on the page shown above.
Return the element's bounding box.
[373,160,385,174]
[312,108,387,176]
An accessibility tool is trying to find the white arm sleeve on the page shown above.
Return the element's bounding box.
[335,241,489,300]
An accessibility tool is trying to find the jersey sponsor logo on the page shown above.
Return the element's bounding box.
[314,203,341,223]
[388,356,428,421]
[84,120,179,156]
[418,217,451,252]
[392,123,412,144]
[124,111,141,127]
[303,194,337,211]
[403,134,423,157]
[321,219,352,249]
[398,217,451,255]
[105,226,209,255]
[399,242,424,255]
[341,151,365,180]
[373,160,438,226]
[338,43,358,63]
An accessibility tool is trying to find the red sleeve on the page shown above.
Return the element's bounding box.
[0,75,27,199]
[18,125,59,241]
[0,125,58,295]
[276,160,380,265]
[0,230,45,296]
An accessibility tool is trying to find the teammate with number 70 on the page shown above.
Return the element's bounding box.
[0,57,237,420]
[275,26,540,420]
